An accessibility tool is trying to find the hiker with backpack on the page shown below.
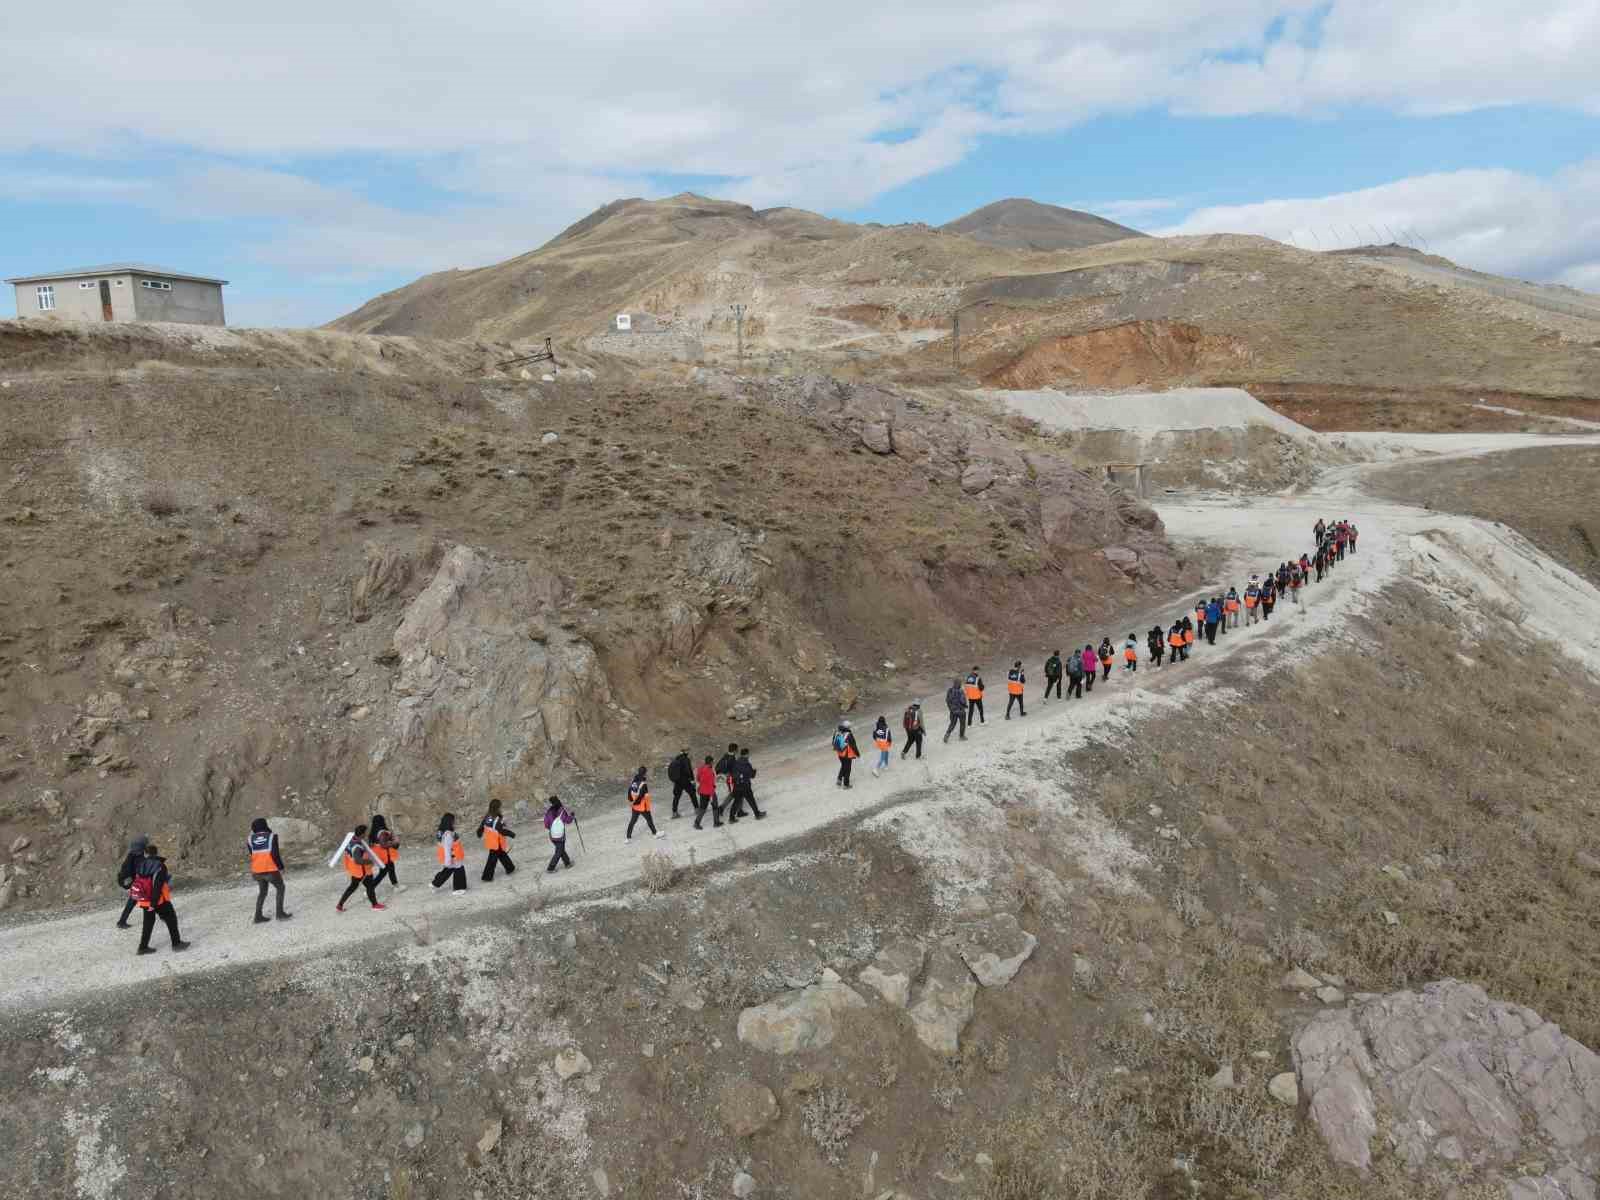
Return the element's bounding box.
[871,716,893,776]
[131,844,189,956]
[693,754,722,829]
[1082,644,1098,692]
[1147,626,1165,668]
[943,680,967,743]
[901,703,925,759]
[666,748,696,819]
[1065,648,1085,698]
[833,721,861,789]
[1005,660,1026,719]
[963,668,986,725]
[1123,635,1138,672]
[368,814,402,895]
[114,835,148,930]
[431,812,468,894]
[1042,650,1063,701]
[626,767,663,839]
[544,796,576,871]
[1097,637,1115,682]
[246,817,291,924]
[729,748,765,820]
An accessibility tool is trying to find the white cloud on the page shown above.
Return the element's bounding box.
[1154,160,1600,288]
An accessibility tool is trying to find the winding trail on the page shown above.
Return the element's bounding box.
[4,432,1598,1012]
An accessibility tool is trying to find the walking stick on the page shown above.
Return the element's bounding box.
[572,814,587,855]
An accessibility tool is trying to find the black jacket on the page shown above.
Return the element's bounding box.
[945,685,966,716]
[1044,654,1062,679]
[117,851,144,889]
[715,751,737,779]
[668,753,692,785]
[135,855,171,901]
[732,757,757,791]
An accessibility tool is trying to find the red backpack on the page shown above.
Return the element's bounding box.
[129,871,155,907]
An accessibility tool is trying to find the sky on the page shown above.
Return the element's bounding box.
[3,1,1599,327]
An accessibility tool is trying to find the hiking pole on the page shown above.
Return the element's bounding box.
[572,815,587,855]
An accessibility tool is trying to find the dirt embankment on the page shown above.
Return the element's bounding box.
[1250,381,1600,433]
[0,330,1192,914]
[981,320,1253,391]
[1367,444,1600,586]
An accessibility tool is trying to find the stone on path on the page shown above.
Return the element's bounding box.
[908,943,977,1056]
[954,913,1036,988]
[858,938,926,1009]
[737,969,867,1055]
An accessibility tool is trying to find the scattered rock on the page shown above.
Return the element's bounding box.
[718,1079,779,1136]
[732,1171,756,1199]
[37,790,65,819]
[591,1166,610,1197]
[403,1123,425,1149]
[908,943,977,1056]
[1576,850,1600,875]
[554,1049,592,1080]
[1295,979,1600,1189]
[737,974,867,1054]
[1316,986,1346,1005]
[1268,1072,1299,1106]
[1281,967,1321,991]
[725,695,761,722]
[8,836,29,855]
[1381,910,1400,927]
[477,1119,502,1156]
[959,461,997,494]
[858,938,926,1009]
[1072,954,1097,990]
[356,1056,375,1073]
[1208,1065,1236,1091]
[859,422,893,454]
[954,912,1036,988]
[542,432,560,444]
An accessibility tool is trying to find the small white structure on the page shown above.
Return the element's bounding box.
[614,313,632,332]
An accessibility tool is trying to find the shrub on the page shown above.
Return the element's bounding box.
[801,1087,866,1166]
[638,850,677,893]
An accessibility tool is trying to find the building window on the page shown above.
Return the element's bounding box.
[36,285,55,311]
[140,280,173,291]
[79,281,94,290]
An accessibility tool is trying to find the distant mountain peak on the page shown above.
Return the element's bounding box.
[942,199,1146,251]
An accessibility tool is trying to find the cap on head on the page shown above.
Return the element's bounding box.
[249,818,267,833]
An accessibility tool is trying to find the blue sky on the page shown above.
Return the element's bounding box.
[4,1,1599,326]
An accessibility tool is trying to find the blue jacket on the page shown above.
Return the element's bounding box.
[1205,601,1223,623]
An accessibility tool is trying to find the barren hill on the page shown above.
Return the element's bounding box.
[940,196,1146,250]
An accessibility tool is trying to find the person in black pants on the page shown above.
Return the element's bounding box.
[667,749,696,818]
[246,817,291,924]
[431,813,468,892]
[1066,652,1085,698]
[133,845,190,955]
[901,704,925,759]
[943,680,967,743]
[478,798,517,881]
[1148,626,1165,668]
[729,749,766,820]
[544,797,575,871]
[1042,651,1063,701]
[336,826,385,911]
[115,834,148,929]
[367,814,401,894]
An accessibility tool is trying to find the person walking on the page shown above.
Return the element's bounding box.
[1180,617,1196,657]
[667,749,696,819]
[1042,650,1063,701]
[114,835,149,929]
[1224,587,1240,630]
[1082,644,1098,692]
[368,814,402,894]
[1314,517,1326,545]
[1204,597,1222,645]
[544,796,576,871]
[730,748,765,819]
[626,767,663,839]
[1244,577,1261,625]
[872,716,893,774]
[1168,621,1187,663]
[943,679,967,742]
[964,668,986,725]
[477,798,517,881]
[1260,577,1277,621]
[334,824,386,912]
[1147,625,1165,668]
[1005,661,1026,719]
[1098,637,1114,682]
[246,817,291,924]
[833,721,861,790]
[131,843,189,956]
[715,743,739,806]
[1066,648,1086,697]
[1348,522,1359,554]
[431,813,468,894]
[901,703,925,759]
[1193,600,1207,646]
[1288,562,1303,604]
[1123,634,1138,673]
[693,755,721,829]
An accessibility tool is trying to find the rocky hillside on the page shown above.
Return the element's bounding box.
[0,320,1187,914]
[940,197,1146,251]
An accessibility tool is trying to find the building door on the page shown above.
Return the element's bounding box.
[98,280,113,321]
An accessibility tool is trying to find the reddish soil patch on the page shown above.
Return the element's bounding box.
[1246,381,1600,432]
[982,320,1252,390]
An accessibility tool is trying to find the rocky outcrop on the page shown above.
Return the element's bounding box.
[858,938,927,1009]
[369,545,615,812]
[1294,980,1600,1197]
[907,944,977,1057]
[349,539,416,623]
[953,913,1037,988]
[736,969,867,1054]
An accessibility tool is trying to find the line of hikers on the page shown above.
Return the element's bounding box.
[119,518,1362,954]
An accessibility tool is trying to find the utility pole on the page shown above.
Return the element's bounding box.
[730,303,746,364]
[952,310,960,372]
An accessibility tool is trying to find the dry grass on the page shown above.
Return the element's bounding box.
[800,1087,866,1166]
[638,850,677,893]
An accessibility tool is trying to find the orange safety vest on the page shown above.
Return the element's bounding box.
[138,879,171,910]
[1006,670,1023,695]
[436,833,464,866]
[963,674,983,701]
[1184,629,1195,645]
[1244,592,1258,608]
[1123,647,1136,663]
[343,843,373,879]
[247,831,277,874]
[1225,598,1239,613]
[481,817,505,853]
[1168,631,1183,648]
[873,734,891,751]
[371,842,397,865]
[1194,606,1205,625]
[629,780,652,812]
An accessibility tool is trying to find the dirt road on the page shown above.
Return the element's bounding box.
[5,431,1597,1012]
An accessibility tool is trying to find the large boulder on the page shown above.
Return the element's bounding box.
[736,969,867,1055]
[907,944,977,1056]
[860,422,893,455]
[954,913,1037,988]
[858,938,927,1009]
[370,545,615,812]
[1294,980,1600,1195]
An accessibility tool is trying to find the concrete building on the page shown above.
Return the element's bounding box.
[6,264,227,326]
